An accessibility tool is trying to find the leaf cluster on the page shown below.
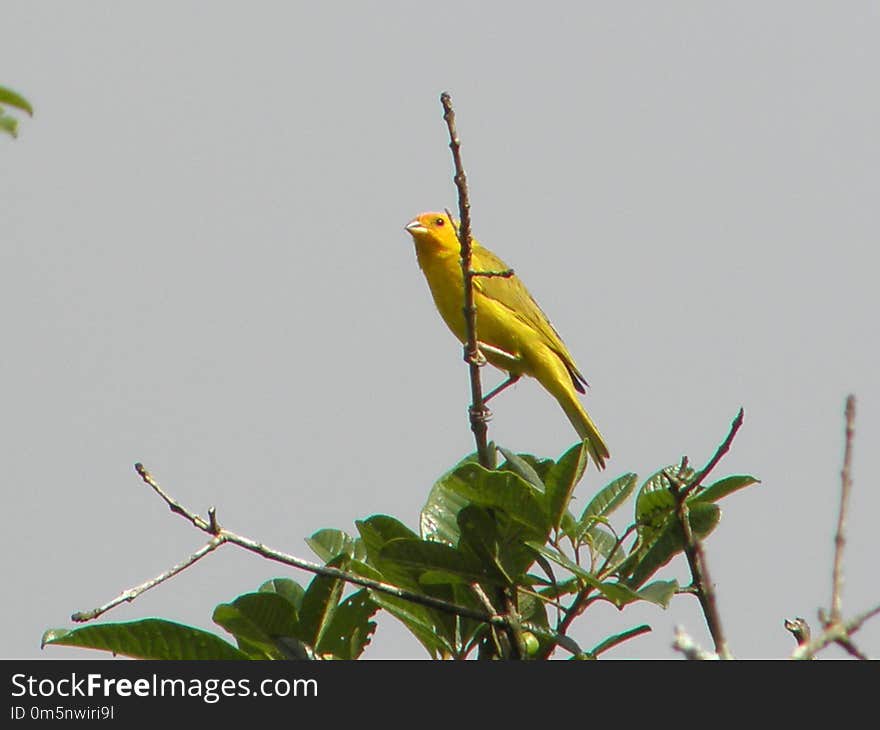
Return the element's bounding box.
[43,441,757,659]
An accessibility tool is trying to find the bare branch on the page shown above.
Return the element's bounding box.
[831,395,855,622]
[73,464,503,628]
[783,616,811,649]
[670,482,730,658]
[73,463,573,655]
[672,626,719,660]
[791,603,880,660]
[688,408,744,494]
[790,396,879,660]
[71,537,224,622]
[135,462,213,532]
[666,410,747,660]
[440,92,492,469]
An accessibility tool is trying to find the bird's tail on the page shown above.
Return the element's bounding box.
[557,388,610,471]
[528,347,611,470]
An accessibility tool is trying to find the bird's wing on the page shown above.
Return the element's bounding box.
[471,243,588,392]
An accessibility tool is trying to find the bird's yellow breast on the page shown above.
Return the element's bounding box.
[404,210,609,468]
[413,238,531,375]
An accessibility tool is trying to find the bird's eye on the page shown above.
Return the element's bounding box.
[435,217,445,226]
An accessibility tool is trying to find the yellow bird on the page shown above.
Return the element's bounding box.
[405,211,610,469]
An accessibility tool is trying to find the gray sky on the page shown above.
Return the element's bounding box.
[3,1,878,659]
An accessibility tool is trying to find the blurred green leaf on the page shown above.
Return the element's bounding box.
[544,440,589,531]
[635,579,679,608]
[692,475,760,503]
[559,510,579,540]
[0,113,19,138]
[0,85,34,115]
[42,619,248,660]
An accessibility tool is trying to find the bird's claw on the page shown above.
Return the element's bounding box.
[466,347,487,367]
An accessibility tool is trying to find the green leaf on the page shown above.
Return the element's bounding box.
[439,463,549,539]
[635,579,679,608]
[624,501,721,588]
[297,554,349,649]
[559,510,579,540]
[0,85,34,115]
[507,452,555,483]
[315,589,378,659]
[348,558,384,582]
[350,557,463,658]
[692,475,760,503]
[0,113,18,138]
[366,591,455,659]
[535,574,580,600]
[456,504,540,585]
[636,466,689,524]
[42,619,248,660]
[582,524,627,568]
[636,489,676,529]
[456,505,509,581]
[213,592,302,659]
[357,515,424,590]
[580,473,638,531]
[497,447,547,492]
[357,515,420,558]
[421,473,471,546]
[357,554,477,652]
[258,578,306,611]
[306,528,362,562]
[586,624,652,658]
[544,440,590,531]
[379,538,495,586]
[525,542,642,608]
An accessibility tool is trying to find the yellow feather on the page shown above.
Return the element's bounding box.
[405,211,610,469]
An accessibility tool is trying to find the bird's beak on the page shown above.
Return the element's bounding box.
[405,219,427,235]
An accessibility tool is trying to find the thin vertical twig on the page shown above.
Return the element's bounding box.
[688,408,744,494]
[440,92,492,470]
[790,395,879,659]
[831,395,855,622]
[674,493,729,658]
[667,410,745,659]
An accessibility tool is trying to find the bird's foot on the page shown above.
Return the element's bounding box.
[465,347,488,367]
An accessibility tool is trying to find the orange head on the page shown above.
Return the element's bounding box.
[405,211,460,254]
